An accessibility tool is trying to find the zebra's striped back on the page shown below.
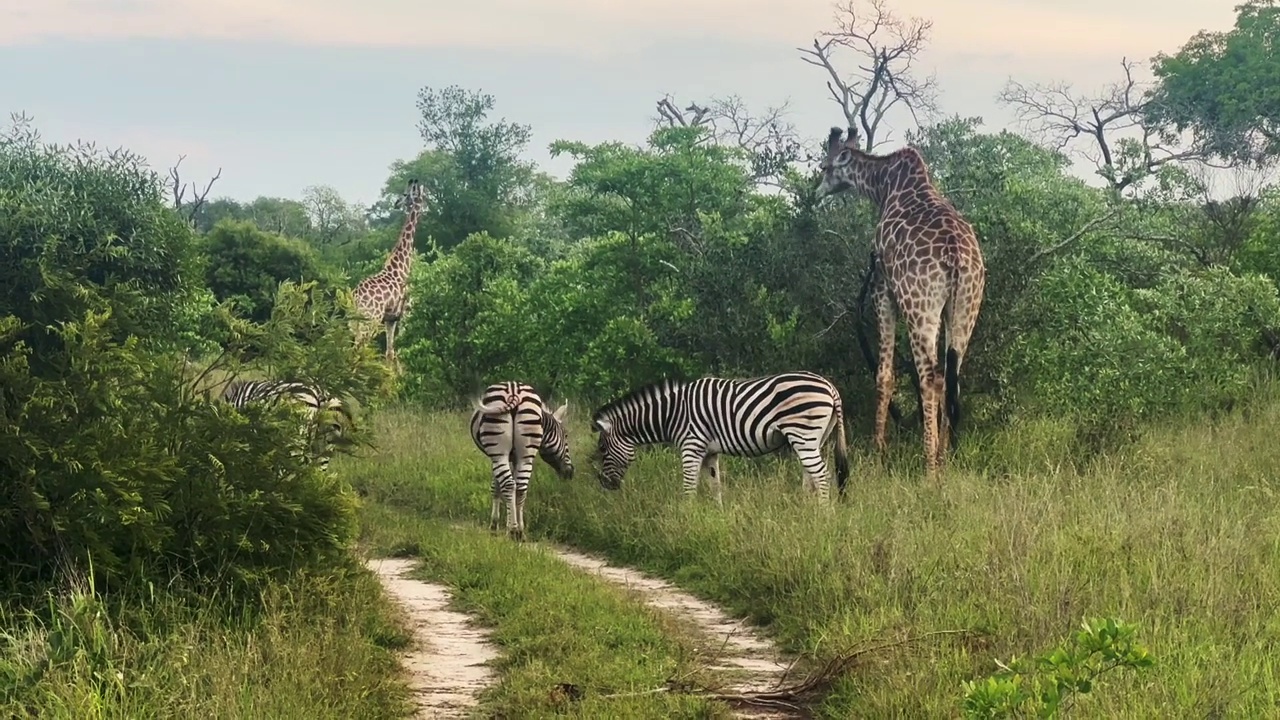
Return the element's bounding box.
[469,382,573,480]
[591,371,849,499]
[221,378,349,472]
[469,382,573,538]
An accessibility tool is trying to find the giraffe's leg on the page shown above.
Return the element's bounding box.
[937,260,987,468]
[701,454,723,507]
[905,312,945,477]
[384,318,398,366]
[872,277,898,455]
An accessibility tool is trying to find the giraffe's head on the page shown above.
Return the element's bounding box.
[815,126,862,200]
[399,178,423,212]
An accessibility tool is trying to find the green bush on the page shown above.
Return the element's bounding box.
[201,219,337,323]
[0,118,388,592]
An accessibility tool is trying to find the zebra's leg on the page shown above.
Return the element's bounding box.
[489,458,512,532]
[784,431,831,501]
[701,454,723,508]
[679,440,708,498]
[510,442,538,541]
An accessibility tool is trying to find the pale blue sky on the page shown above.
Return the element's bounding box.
[2,0,1238,207]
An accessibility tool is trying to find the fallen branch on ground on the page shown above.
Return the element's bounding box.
[599,628,973,713]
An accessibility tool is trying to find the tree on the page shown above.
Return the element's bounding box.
[652,94,803,188]
[201,220,336,323]
[167,153,222,226]
[998,59,1212,194]
[1148,0,1280,165]
[301,184,366,246]
[374,85,536,247]
[797,0,939,152]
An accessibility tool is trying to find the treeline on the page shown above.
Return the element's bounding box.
[3,0,1277,589]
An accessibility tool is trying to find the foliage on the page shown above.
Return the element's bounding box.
[1149,0,1280,164]
[201,219,337,323]
[961,618,1155,718]
[1,115,208,361]
[0,119,387,593]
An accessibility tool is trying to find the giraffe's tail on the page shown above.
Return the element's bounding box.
[943,347,961,450]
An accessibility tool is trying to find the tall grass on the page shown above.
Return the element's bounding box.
[346,392,1280,718]
[0,563,411,719]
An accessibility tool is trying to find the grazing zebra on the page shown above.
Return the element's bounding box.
[590,371,850,503]
[469,381,573,540]
[220,378,351,473]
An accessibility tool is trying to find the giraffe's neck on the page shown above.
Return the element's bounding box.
[381,208,421,280]
[847,148,930,213]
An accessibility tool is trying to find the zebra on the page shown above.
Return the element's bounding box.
[469,381,573,540]
[590,371,850,503]
[220,378,352,473]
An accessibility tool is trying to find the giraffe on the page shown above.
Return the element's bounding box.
[814,126,986,475]
[352,179,424,367]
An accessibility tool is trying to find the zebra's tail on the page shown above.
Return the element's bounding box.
[834,393,851,497]
[473,393,520,416]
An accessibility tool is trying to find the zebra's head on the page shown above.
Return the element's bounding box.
[318,397,355,449]
[591,414,634,491]
[538,402,574,480]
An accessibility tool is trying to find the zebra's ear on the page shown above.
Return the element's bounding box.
[552,402,569,423]
[592,417,611,433]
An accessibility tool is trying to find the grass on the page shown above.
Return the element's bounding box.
[344,393,1280,718]
[0,562,412,719]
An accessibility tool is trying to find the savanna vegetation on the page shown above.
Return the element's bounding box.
[4,0,1280,717]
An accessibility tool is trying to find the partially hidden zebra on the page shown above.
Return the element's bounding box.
[220,378,352,473]
[469,381,573,540]
[590,370,850,503]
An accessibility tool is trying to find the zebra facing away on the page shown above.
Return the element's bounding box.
[469,381,573,540]
[590,371,850,503]
[220,378,351,473]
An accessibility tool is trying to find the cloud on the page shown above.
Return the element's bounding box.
[0,0,1237,62]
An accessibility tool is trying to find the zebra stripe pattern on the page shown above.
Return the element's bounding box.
[220,378,350,473]
[590,371,850,503]
[469,381,573,540]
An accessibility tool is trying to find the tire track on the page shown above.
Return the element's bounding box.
[366,557,498,719]
[545,546,802,719]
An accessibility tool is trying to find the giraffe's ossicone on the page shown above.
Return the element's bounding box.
[815,126,986,475]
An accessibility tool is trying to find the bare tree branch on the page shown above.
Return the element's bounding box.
[654,94,803,188]
[1028,208,1123,263]
[797,0,938,152]
[655,95,713,129]
[999,58,1222,194]
[168,155,222,226]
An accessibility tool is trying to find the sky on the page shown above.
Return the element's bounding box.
[1,0,1241,208]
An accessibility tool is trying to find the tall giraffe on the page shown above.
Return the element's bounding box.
[353,179,424,367]
[815,126,986,474]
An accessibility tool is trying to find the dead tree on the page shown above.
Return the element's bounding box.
[168,155,222,227]
[654,94,803,188]
[998,58,1217,195]
[797,0,939,153]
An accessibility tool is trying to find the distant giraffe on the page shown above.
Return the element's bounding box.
[815,126,986,475]
[352,179,424,367]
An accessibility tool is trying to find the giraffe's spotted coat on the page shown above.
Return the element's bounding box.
[353,179,425,366]
[816,126,986,475]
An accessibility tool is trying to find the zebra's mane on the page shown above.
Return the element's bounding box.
[592,377,689,424]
